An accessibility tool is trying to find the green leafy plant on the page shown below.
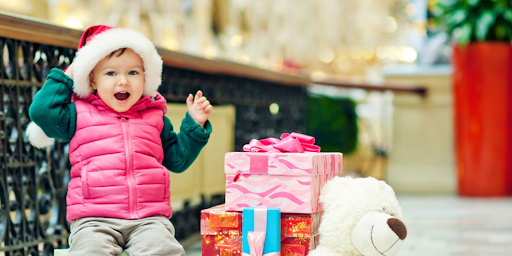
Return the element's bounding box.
[306,94,358,154]
[432,0,512,44]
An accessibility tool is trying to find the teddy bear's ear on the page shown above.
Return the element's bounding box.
[319,176,354,206]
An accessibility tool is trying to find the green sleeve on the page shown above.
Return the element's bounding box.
[28,68,76,142]
[161,113,212,173]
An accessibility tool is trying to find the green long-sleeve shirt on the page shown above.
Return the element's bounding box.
[29,68,212,173]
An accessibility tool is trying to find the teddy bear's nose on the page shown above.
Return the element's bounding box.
[387,218,407,240]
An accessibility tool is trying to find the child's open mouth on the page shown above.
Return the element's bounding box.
[115,92,130,100]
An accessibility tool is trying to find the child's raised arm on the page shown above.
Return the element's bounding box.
[28,68,77,143]
[160,91,213,173]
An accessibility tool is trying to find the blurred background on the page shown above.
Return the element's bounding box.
[0,0,451,187]
[1,0,512,255]
[0,0,437,72]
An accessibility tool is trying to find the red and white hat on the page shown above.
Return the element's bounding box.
[26,25,163,148]
[72,25,163,98]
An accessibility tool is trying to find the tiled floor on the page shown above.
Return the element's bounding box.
[396,195,512,256]
[184,195,512,256]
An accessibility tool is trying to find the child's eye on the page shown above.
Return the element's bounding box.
[128,70,138,75]
[106,71,116,76]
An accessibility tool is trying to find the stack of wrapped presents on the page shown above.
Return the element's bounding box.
[200,133,343,256]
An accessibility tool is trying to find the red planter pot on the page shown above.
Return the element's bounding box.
[453,42,512,196]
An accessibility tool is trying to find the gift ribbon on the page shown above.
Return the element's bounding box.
[248,206,267,256]
[243,133,320,153]
[243,206,281,256]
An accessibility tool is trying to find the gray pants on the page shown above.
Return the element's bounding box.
[68,216,186,256]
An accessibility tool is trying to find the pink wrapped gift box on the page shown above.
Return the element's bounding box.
[225,152,342,213]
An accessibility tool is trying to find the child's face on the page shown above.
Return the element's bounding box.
[90,48,145,113]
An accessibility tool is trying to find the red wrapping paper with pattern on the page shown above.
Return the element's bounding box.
[201,205,321,256]
[280,211,321,256]
[201,205,243,256]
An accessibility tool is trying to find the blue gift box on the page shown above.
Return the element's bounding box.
[242,206,281,256]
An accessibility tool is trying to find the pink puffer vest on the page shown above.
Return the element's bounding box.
[66,93,171,222]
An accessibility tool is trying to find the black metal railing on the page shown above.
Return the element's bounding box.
[1,38,76,255]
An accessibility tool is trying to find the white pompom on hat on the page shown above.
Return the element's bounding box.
[27,25,162,148]
[26,121,55,149]
[72,25,163,98]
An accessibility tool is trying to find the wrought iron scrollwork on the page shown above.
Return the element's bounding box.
[1,37,72,256]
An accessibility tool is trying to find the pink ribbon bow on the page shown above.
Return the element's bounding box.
[243,132,320,153]
[247,231,266,256]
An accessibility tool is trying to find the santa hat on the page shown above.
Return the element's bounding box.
[26,25,162,148]
[73,25,163,98]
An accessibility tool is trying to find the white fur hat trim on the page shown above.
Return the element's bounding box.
[72,28,163,98]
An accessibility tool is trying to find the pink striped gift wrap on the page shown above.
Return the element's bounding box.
[224,152,343,213]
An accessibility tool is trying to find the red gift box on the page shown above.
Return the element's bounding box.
[280,212,321,256]
[201,205,321,256]
[201,205,243,256]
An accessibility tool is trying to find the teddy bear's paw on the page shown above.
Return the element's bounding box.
[351,211,407,256]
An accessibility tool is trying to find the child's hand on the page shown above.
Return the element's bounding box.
[186,90,212,128]
[64,62,74,79]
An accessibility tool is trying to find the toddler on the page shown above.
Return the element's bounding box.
[27,25,212,255]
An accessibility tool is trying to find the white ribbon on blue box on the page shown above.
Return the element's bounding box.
[242,206,281,256]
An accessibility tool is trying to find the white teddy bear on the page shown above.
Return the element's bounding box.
[309,176,407,256]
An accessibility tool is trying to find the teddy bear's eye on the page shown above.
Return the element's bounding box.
[383,206,394,215]
[383,207,396,216]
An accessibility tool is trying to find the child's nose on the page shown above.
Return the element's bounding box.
[117,75,129,85]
